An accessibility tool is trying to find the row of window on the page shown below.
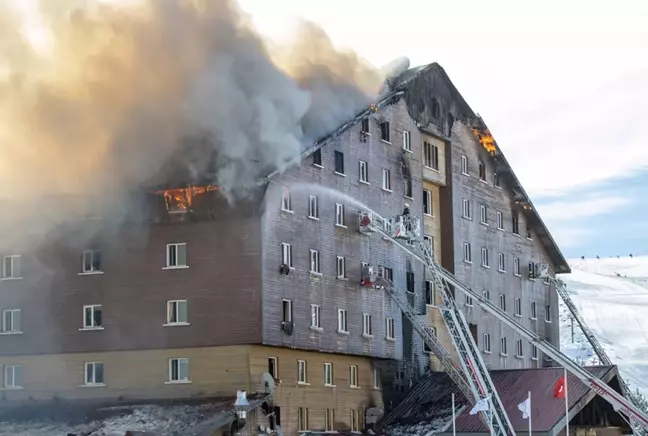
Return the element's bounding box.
[462,198,531,238]
[461,243,551,283]
[481,335,540,359]
[0,244,189,280]
[460,154,500,187]
[298,407,363,432]
[281,299,396,340]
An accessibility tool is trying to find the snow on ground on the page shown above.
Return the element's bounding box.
[559,255,648,397]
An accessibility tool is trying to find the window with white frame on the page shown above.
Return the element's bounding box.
[281,187,292,211]
[483,333,491,353]
[380,122,390,142]
[403,130,411,151]
[337,309,348,332]
[513,257,520,276]
[268,357,278,378]
[424,235,433,252]
[516,339,524,357]
[2,255,21,279]
[382,169,392,191]
[351,409,361,432]
[310,304,321,329]
[166,243,187,268]
[82,249,102,273]
[3,365,22,389]
[281,243,293,268]
[84,361,104,385]
[465,294,474,307]
[461,155,468,174]
[530,301,537,319]
[298,360,307,383]
[483,289,490,300]
[336,256,346,279]
[362,313,372,336]
[462,199,472,219]
[423,141,439,170]
[463,242,472,263]
[335,203,345,226]
[514,298,522,316]
[481,248,489,267]
[324,362,334,386]
[166,300,188,325]
[531,344,539,360]
[545,305,552,323]
[498,253,505,272]
[168,357,189,382]
[334,150,345,174]
[480,205,487,224]
[349,365,358,387]
[496,211,504,230]
[325,409,335,432]
[500,337,508,355]
[423,189,432,215]
[2,309,21,333]
[385,317,395,339]
[308,195,319,219]
[282,299,292,322]
[359,160,369,183]
[499,294,506,311]
[309,249,320,274]
[298,407,309,431]
[373,367,382,389]
[83,305,102,329]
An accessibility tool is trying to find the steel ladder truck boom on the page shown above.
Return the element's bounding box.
[358,208,648,432]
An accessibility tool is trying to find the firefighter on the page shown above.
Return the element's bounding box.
[403,203,411,232]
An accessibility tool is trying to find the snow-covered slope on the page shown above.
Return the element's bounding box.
[559,256,648,397]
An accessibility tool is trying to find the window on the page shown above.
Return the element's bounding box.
[268,357,278,378]
[361,118,370,135]
[282,299,292,322]
[514,298,522,316]
[298,360,307,383]
[513,258,520,276]
[528,262,536,279]
[309,250,320,274]
[406,272,415,293]
[349,365,358,387]
[530,301,537,320]
[500,337,508,355]
[385,317,395,339]
[516,339,523,357]
[424,342,432,353]
[308,195,319,219]
[2,309,21,333]
[404,179,412,198]
[480,205,487,224]
[461,155,468,175]
[465,294,474,307]
[499,295,506,311]
[423,141,439,170]
[84,362,104,385]
[494,172,500,187]
[531,345,539,360]
[358,160,369,183]
[351,409,361,432]
[334,150,345,174]
[382,267,393,282]
[544,274,551,285]
[424,236,433,253]
[362,313,372,336]
[3,365,22,389]
[298,407,309,431]
[336,256,346,279]
[281,187,292,212]
[166,300,188,325]
[82,249,102,273]
[83,305,102,329]
[462,199,472,219]
[166,243,187,268]
[380,122,390,142]
[337,309,348,332]
[325,409,335,432]
[382,169,392,191]
[481,248,489,268]
[403,130,411,151]
[168,358,189,382]
[373,368,382,389]
[324,362,334,386]
[483,334,491,353]
[478,161,486,180]
[310,304,321,329]
[498,253,505,272]
[312,148,322,167]
[2,255,21,279]
[335,203,345,226]
[545,305,552,323]
[526,226,532,239]
[281,243,293,268]
[423,190,432,215]
[512,214,520,235]
[496,211,504,230]
[463,243,472,263]
[483,290,490,300]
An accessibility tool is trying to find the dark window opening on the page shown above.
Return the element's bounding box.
[406,272,415,293]
[526,226,532,239]
[431,99,440,119]
[380,122,390,142]
[405,179,412,198]
[512,214,520,235]
[312,149,322,166]
[494,172,500,187]
[478,161,486,181]
[361,118,369,134]
[334,151,344,174]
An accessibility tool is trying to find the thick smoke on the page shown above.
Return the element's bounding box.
[0,0,384,212]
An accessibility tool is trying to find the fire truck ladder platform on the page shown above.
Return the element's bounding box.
[359,210,648,433]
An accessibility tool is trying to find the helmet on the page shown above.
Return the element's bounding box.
[404,202,410,208]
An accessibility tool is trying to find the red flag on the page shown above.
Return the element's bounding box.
[554,375,566,399]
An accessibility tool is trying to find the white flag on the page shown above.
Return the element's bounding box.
[470,396,491,415]
[517,397,531,419]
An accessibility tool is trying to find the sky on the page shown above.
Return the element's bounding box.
[237,0,648,259]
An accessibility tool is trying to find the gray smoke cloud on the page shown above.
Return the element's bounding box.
[0,0,384,212]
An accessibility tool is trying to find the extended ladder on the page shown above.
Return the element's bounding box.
[361,212,515,436]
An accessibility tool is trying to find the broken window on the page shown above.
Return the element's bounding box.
[380,122,390,142]
[494,172,501,187]
[405,179,412,198]
[479,161,486,181]
[312,148,322,167]
[406,272,415,293]
[512,214,520,235]
[361,118,369,135]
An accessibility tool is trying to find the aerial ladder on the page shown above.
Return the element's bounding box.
[357,209,648,433]
[358,211,515,436]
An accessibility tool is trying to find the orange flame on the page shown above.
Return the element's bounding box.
[154,185,218,213]
[471,127,497,156]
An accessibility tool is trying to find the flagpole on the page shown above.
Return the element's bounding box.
[452,393,456,436]
[528,390,532,436]
[564,368,569,436]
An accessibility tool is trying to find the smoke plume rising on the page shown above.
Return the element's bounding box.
[0,0,384,214]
